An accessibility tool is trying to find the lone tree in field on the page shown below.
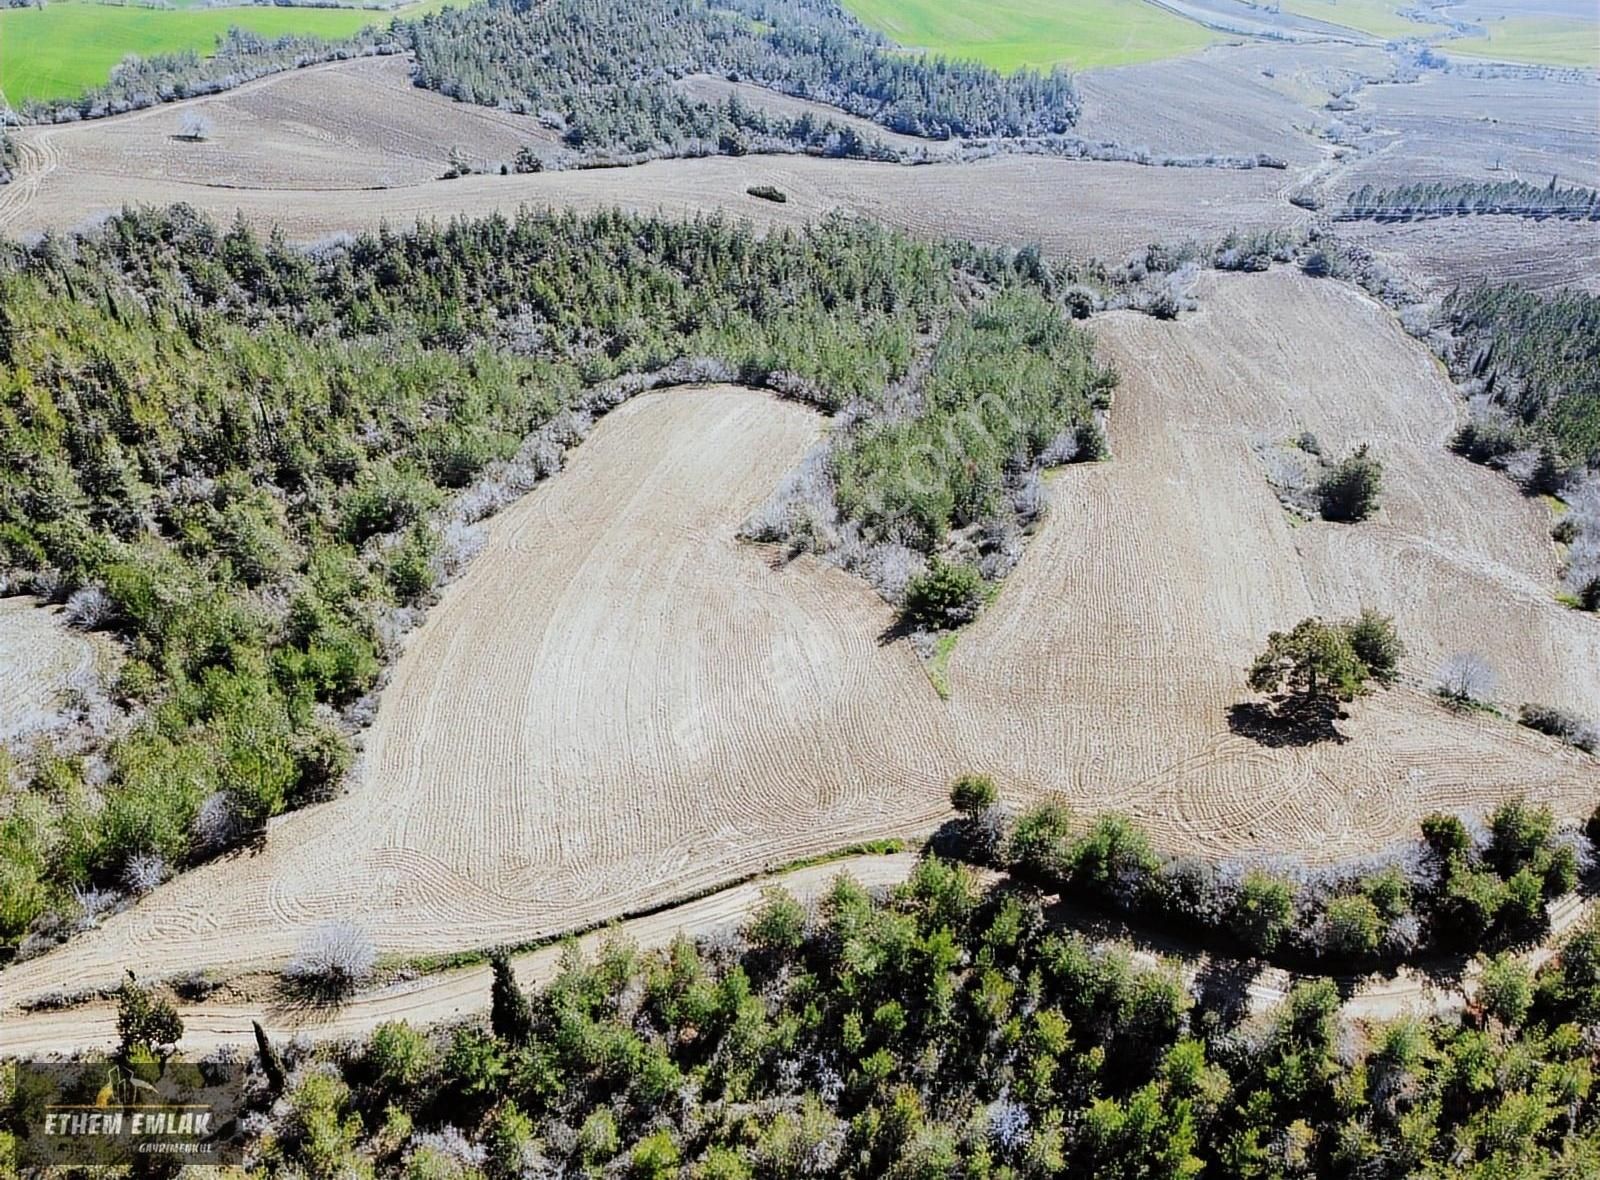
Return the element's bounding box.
[1317,444,1383,522]
[1242,612,1403,737]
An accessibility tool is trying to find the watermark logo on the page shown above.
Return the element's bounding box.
[12,1059,247,1166]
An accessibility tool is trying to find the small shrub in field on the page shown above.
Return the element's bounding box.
[747,184,788,203]
[900,558,985,630]
[950,773,999,816]
[1435,652,1498,705]
[1321,894,1382,959]
[1316,444,1382,522]
[1517,702,1599,753]
[283,920,376,1001]
[1344,609,1404,685]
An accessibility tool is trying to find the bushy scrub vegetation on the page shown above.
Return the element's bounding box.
[1341,178,1600,223]
[746,279,1113,643]
[410,0,1078,157]
[975,785,1585,966]
[125,846,1600,1177]
[0,204,1098,960]
[1315,444,1383,522]
[0,131,15,186]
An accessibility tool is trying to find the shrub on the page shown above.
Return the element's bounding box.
[747,887,808,955]
[1316,444,1382,522]
[1069,814,1159,903]
[115,972,184,1061]
[1486,799,1556,879]
[1344,609,1404,685]
[899,558,985,630]
[366,1021,437,1094]
[490,952,534,1045]
[283,920,376,1001]
[1435,652,1498,705]
[1477,952,1533,1027]
[1229,871,1295,956]
[1007,801,1075,885]
[747,184,788,203]
[1321,895,1382,959]
[950,773,999,816]
[1519,703,1599,753]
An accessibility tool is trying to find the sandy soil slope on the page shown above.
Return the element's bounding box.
[1,273,1593,1013]
[0,596,101,745]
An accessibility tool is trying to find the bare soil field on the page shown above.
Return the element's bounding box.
[2,272,1593,1012]
[1340,213,1600,295]
[0,386,960,1008]
[2,56,556,199]
[1,125,1298,263]
[1075,41,1380,165]
[949,269,1598,860]
[0,596,101,745]
[1333,70,1600,195]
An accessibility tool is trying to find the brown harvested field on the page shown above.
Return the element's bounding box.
[7,56,555,199]
[1339,212,1600,295]
[0,142,1300,260]
[0,596,101,745]
[1075,41,1380,165]
[949,268,1598,859]
[0,386,959,1008]
[0,59,1300,257]
[1333,70,1600,196]
[3,271,1595,1012]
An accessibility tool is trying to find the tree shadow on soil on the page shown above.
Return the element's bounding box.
[1227,696,1349,747]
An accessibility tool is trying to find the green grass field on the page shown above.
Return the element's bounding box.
[1277,0,1597,66]
[0,0,456,105]
[1273,0,1427,41]
[838,0,1219,71]
[1444,16,1600,69]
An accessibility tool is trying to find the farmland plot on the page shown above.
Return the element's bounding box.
[2,273,1593,1010]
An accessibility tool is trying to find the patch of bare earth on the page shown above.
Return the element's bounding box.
[0,596,101,745]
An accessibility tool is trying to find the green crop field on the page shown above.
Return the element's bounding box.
[0,0,457,105]
[1277,0,1598,66]
[1445,16,1600,69]
[1272,0,1427,41]
[838,0,1219,72]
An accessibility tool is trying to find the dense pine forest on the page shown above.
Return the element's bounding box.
[0,205,1102,960]
[15,0,1079,166]
[409,0,1078,159]
[74,822,1600,1178]
[1443,283,1600,469]
[1341,180,1600,224]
